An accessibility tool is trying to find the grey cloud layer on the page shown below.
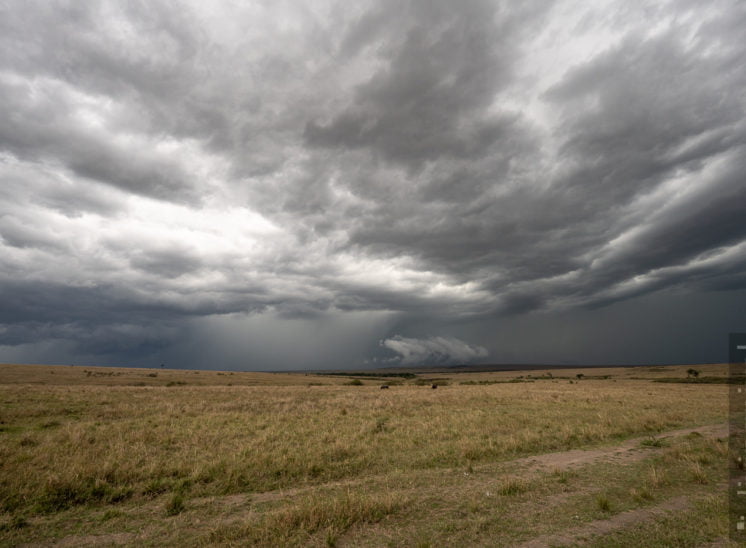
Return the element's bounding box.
[0,0,744,368]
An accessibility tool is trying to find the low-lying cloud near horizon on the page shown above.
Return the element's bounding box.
[0,0,744,370]
[381,336,488,366]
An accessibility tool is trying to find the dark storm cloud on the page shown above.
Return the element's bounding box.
[305,0,528,168]
[546,30,745,204]
[313,0,746,318]
[0,0,744,369]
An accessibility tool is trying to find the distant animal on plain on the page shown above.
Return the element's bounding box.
[431,384,437,389]
[380,385,389,389]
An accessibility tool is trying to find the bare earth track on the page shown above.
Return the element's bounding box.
[516,495,693,548]
[517,423,727,471]
[47,422,729,547]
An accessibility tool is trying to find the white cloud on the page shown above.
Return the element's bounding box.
[381,335,488,366]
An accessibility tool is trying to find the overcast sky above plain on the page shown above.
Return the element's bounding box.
[1,0,744,370]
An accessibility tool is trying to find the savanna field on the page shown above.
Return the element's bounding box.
[0,363,737,546]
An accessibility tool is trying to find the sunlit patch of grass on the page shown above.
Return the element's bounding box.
[497,477,532,496]
[206,490,404,546]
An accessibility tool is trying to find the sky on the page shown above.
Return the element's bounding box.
[0,0,744,371]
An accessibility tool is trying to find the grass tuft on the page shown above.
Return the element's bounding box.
[629,487,654,503]
[646,465,669,489]
[688,462,708,484]
[596,494,612,512]
[165,493,186,516]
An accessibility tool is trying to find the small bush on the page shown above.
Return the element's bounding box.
[346,379,363,386]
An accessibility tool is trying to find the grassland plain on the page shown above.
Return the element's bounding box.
[0,362,736,546]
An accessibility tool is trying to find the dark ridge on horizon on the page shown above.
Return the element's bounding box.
[294,361,727,376]
[1,360,728,376]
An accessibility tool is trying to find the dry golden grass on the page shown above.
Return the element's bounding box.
[0,362,339,386]
[0,362,733,546]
